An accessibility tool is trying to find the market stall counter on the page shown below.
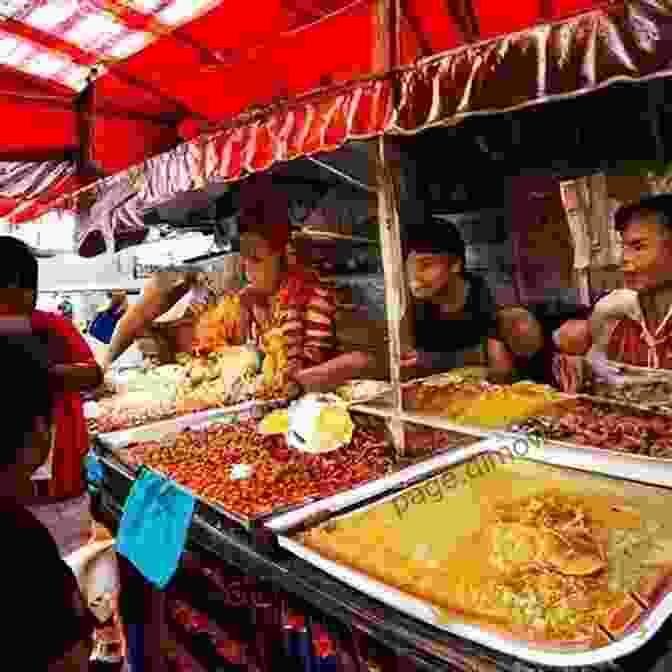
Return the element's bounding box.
[90,421,672,672]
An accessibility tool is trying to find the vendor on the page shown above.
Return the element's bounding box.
[588,195,672,375]
[399,218,592,388]
[102,256,241,370]
[400,218,499,373]
[236,176,376,394]
[104,176,377,392]
[88,290,128,344]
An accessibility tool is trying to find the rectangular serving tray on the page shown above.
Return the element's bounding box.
[278,435,672,668]
[95,410,480,534]
[96,399,286,451]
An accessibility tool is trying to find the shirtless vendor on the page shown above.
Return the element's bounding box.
[588,195,672,380]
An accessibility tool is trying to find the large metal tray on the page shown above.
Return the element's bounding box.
[96,399,285,451]
[95,410,308,531]
[95,411,481,534]
[352,376,569,439]
[271,432,672,534]
[278,436,672,667]
[511,397,672,472]
[266,438,487,533]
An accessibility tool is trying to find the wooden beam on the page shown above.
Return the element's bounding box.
[376,137,411,458]
[75,82,105,179]
[399,2,433,58]
[374,0,399,73]
[95,0,224,67]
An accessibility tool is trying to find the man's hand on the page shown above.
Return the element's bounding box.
[400,350,419,368]
[586,346,626,386]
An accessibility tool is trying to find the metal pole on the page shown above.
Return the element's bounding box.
[306,157,376,194]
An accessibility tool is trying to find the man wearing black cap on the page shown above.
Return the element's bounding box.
[401,218,499,372]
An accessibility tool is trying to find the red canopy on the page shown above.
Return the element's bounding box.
[0,0,670,225]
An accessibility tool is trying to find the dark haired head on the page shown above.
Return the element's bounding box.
[238,175,290,252]
[0,335,52,469]
[614,195,672,235]
[405,217,466,266]
[0,237,38,293]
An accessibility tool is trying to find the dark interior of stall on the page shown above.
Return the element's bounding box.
[397,77,671,305]
[141,77,671,314]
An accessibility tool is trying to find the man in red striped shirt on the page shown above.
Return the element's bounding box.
[237,176,377,394]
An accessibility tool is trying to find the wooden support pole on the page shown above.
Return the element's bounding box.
[376,137,409,457]
[75,81,103,181]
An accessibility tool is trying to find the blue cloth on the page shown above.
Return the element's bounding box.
[85,451,104,487]
[88,308,122,344]
[117,469,195,589]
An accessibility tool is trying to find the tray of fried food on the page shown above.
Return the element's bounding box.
[283,453,672,666]
[511,397,672,461]
[402,377,563,429]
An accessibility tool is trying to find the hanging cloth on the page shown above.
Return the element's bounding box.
[560,174,622,270]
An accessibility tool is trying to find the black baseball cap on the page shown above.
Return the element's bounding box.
[405,217,466,264]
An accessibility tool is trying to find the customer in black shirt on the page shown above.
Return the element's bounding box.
[401,218,499,373]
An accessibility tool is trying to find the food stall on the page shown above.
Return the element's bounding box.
[79,57,672,672]
[82,142,672,672]
[3,0,672,669]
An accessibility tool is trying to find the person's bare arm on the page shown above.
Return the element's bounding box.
[294,351,374,392]
[586,290,641,383]
[104,275,189,367]
[486,337,515,383]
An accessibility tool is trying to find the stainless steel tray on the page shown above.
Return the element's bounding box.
[97,411,397,532]
[97,409,481,534]
[96,399,286,451]
[512,397,672,472]
[279,436,672,667]
[266,437,486,533]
